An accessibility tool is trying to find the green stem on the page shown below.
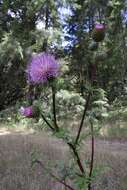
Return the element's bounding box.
[75,92,91,145]
[52,85,59,132]
[68,143,85,174]
[40,113,54,131]
[88,121,95,190]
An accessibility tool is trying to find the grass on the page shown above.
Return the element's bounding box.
[99,120,127,140]
[83,139,127,190]
[0,131,68,190]
[0,127,127,190]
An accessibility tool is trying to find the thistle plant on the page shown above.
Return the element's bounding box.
[20,25,105,190]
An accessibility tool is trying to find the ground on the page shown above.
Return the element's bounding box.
[0,128,127,190]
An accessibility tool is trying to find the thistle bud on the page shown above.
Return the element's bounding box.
[19,106,33,118]
[92,24,105,42]
[19,104,40,119]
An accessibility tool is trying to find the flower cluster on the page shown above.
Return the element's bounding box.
[26,53,59,84]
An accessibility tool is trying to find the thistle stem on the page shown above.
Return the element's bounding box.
[52,85,59,132]
[40,113,54,131]
[68,143,85,174]
[88,121,95,190]
[75,92,91,145]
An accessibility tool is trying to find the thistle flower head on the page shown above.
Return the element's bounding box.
[95,24,105,30]
[26,53,59,84]
[19,106,33,117]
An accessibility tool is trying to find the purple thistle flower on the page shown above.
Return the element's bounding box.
[95,23,105,30]
[92,23,105,42]
[19,106,33,117]
[26,53,59,84]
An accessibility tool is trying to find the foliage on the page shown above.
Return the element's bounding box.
[65,0,127,100]
[55,90,85,119]
[0,0,127,190]
[0,0,66,110]
[90,88,109,121]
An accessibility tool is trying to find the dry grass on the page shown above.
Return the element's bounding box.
[0,131,68,190]
[82,139,127,190]
[0,129,127,190]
